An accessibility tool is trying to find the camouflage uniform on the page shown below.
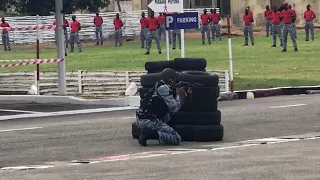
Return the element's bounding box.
[70,32,82,52]
[140,27,148,48]
[159,24,166,41]
[201,25,211,44]
[210,23,221,41]
[265,20,273,36]
[244,24,254,45]
[136,82,183,145]
[95,26,103,44]
[115,29,123,46]
[283,24,297,50]
[305,21,314,41]
[272,24,283,46]
[172,29,181,49]
[146,29,161,53]
[2,32,10,51]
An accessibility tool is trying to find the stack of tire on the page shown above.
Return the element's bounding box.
[132,58,224,142]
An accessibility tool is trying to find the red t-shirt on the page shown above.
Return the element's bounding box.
[53,19,69,31]
[264,10,273,20]
[113,18,123,30]
[272,11,282,25]
[94,16,103,26]
[248,10,253,18]
[282,9,293,24]
[304,10,315,21]
[0,22,10,33]
[147,17,159,30]
[140,18,148,29]
[70,20,81,33]
[243,15,252,25]
[210,13,220,24]
[201,14,210,25]
[157,15,165,25]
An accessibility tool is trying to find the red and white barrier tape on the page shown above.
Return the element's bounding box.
[0,25,56,32]
[0,58,64,68]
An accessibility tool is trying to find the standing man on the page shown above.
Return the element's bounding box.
[172,29,181,50]
[200,9,211,45]
[209,8,222,41]
[145,11,161,55]
[140,12,149,49]
[288,5,297,38]
[304,4,316,41]
[264,5,273,37]
[94,12,103,45]
[282,3,298,52]
[0,17,11,51]
[271,6,283,47]
[243,9,254,46]
[113,13,123,47]
[69,15,82,53]
[53,15,69,48]
[136,68,185,146]
[157,13,166,41]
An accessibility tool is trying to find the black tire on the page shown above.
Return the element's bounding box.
[174,124,224,142]
[171,111,221,125]
[178,72,219,87]
[140,73,162,87]
[145,61,175,73]
[173,58,207,70]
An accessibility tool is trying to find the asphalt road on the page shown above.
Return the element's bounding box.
[0,94,320,179]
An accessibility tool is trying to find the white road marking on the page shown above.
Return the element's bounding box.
[1,133,320,171]
[268,104,307,109]
[0,107,138,121]
[0,108,40,114]
[0,127,43,133]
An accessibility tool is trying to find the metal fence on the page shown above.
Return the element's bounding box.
[1,8,220,44]
[0,70,229,98]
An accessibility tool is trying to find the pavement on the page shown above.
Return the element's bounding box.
[0,94,320,179]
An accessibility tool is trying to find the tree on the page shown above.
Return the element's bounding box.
[0,0,9,12]
[8,0,110,16]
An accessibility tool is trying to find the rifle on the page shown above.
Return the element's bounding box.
[172,81,204,100]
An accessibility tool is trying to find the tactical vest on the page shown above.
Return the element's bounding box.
[139,81,170,119]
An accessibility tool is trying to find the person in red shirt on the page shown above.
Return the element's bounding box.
[0,17,11,51]
[113,13,123,47]
[304,4,316,41]
[70,15,82,53]
[209,8,222,41]
[140,12,149,49]
[157,13,166,41]
[247,6,253,22]
[243,9,254,46]
[288,5,297,38]
[53,15,69,48]
[201,9,211,45]
[281,3,297,52]
[271,6,283,47]
[94,12,103,45]
[264,5,273,37]
[145,11,161,55]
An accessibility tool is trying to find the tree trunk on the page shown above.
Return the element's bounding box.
[116,0,122,12]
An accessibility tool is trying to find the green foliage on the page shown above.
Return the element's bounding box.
[7,0,110,16]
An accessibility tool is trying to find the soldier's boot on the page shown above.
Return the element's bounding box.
[101,41,103,45]
[96,41,99,45]
[158,51,162,54]
[282,49,287,52]
[294,48,298,52]
[138,128,150,146]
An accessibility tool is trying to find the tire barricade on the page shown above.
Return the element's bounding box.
[132,58,224,142]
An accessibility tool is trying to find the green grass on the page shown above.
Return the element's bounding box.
[1,33,320,91]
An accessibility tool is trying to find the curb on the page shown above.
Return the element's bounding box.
[218,85,320,101]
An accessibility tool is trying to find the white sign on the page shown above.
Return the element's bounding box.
[148,0,183,13]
